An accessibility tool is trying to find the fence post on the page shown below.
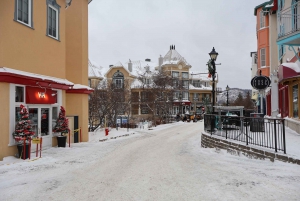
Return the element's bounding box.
[245,118,248,146]
[274,119,277,152]
[282,119,286,154]
[225,116,228,139]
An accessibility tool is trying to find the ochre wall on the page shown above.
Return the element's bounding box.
[65,0,88,85]
[65,0,89,141]
[0,83,14,160]
[66,93,89,142]
[0,0,66,78]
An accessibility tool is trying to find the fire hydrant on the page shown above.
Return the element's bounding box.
[105,128,109,136]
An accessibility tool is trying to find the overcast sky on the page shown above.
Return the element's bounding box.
[88,0,264,90]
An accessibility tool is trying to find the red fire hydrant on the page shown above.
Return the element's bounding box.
[105,128,109,136]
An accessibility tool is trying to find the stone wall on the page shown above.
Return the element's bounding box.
[201,132,300,165]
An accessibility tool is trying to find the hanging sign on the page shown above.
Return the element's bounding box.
[251,76,271,90]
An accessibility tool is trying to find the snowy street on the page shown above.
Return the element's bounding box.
[1,122,300,201]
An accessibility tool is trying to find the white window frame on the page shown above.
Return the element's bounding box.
[182,92,188,100]
[182,72,189,79]
[114,79,123,88]
[174,92,179,100]
[260,48,266,67]
[172,71,179,78]
[260,10,265,28]
[173,106,179,115]
[15,0,33,27]
[183,80,189,89]
[47,5,59,40]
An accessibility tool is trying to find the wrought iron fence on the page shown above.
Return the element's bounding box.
[204,114,286,153]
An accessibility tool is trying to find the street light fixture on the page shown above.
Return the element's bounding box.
[226,85,229,106]
[208,47,219,113]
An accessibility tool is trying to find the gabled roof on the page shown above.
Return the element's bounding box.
[88,60,103,78]
[162,49,189,65]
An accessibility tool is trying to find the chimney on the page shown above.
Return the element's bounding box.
[128,59,132,72]
[109,65,113,68]
[158,55,163,67]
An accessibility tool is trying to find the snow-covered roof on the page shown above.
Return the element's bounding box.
[124,60,158,77]
[88,60,103,78]
[72,84,93,91]
[162,49,189,65]
[189,84,212,91]
[0,67,73,86]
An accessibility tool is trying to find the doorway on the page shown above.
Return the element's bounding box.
[27,106,52,149]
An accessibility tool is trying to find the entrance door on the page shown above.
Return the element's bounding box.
[28,106,51,149]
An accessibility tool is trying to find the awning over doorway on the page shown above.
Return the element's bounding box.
[278,63,300,83]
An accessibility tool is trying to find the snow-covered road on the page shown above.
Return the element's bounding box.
[1,122,300,200]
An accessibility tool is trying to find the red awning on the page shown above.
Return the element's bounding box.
[278,63,300,82]
[0,67,73,90]
[173,101,191,106]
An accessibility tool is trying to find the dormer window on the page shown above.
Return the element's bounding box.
[14,0,33,28]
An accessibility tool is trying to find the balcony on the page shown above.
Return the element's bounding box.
[277,2,300,45]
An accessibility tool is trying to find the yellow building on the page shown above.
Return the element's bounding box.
[0,0,93,160]
[89,45,216,125]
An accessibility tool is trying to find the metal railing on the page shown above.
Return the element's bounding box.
[204,114,286,153]
[277,2,300,39]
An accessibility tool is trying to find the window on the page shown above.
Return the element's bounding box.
[14,0,33,27]
[141,91,149,101]
[15,86,24,102]
[182,72,189,79]
[172,71,179,78]
[182,80,189,89]
[173,106,179,115]
[182,92,188,100]
[173,79,179,88]
[254,53,257,64]
[174,92,180,100]
[260,48,266,67]
[115,79,123,88]
[113,71,124,88]
[260,10,265,28]
[293,84,298,118]
[192,80,201,87]
[202,94,211,102]
[144,78,151,85]
[141,106,149,114]
[193,93,199,101]
[47,0,60,40]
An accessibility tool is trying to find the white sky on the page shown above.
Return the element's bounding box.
[88,0,264,90]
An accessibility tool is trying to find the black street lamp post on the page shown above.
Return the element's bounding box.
[226,85,229,106]
[208,47,219,113]
[179,92,182,115]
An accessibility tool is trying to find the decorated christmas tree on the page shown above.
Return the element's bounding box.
[12,104,35,144]
[53,106,69,135]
